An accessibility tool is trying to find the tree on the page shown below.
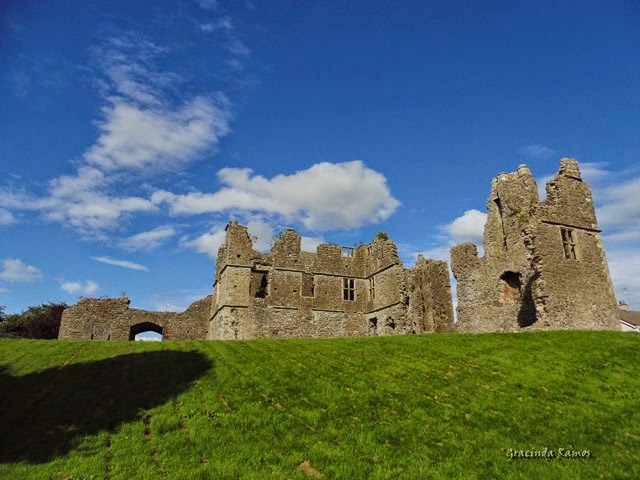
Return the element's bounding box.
[0,303,67,339]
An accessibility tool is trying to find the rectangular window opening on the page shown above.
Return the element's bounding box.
[302,273,315,297]
[369,277,376,300]
[343,277,355,301]
[560,228,577,260]
[341,247,354,257]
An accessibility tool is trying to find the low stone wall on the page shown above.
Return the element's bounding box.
[58,296,211,341]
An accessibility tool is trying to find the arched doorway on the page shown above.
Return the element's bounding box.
[129,322,163,341]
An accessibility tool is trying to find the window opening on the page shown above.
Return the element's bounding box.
[341,247,354,257]
[369,277,376,300]
[302,273,315,297]
[560,228,577,259]
[494,197,508,252]
[251,270,269,298]
[343,278,355,301]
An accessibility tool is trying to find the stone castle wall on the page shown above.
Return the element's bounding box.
[451,159,618,332]
[59,296,211,340]
[59,158,619,341]
[209,224,454,339]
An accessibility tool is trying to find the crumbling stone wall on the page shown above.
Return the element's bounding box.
[58,296,211,340]
[210,223,454,339]
[451,159,618,332]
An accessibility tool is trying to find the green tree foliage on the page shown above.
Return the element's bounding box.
[374,231,389,241]
[0,303,67,339]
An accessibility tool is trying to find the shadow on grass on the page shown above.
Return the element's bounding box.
[0,350,211,463]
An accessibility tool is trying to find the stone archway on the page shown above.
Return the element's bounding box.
[129,322,164,341]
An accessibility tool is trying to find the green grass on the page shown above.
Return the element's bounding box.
[1,331,639,479]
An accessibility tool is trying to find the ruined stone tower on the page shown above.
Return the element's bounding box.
[451,158,618,332]
[209,222,454,339]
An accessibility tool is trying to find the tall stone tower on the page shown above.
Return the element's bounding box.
[451,159,618,332]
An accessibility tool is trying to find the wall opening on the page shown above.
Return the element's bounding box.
[302,273,314,297]
[499,271,522,303]
[343,278,355,301]
[560,227,577,260]
[369,317,378,336]
[129,322,163,341]
[251,270,269,298]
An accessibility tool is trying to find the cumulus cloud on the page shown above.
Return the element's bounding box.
[84,95,231,172]
[85,37,231,172]
[119,226,177,251]
[60,280,99,295]
[0,34,233,238]
[519,144,556,159]
[246,219,274,252]
[91,256,149,271]
[447,209,487,244]
[182,228,227,258]
[154,161,400,231]
[0,258,43,282]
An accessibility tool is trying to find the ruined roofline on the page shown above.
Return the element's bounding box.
[451,158,595,262]
[222,221,396,257]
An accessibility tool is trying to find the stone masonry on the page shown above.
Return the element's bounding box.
[451,158,619,332]
[58,296,211,340]
[59,158,620,341]
[209,223,454,339]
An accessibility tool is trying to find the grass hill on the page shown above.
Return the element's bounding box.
[1,331,639,479]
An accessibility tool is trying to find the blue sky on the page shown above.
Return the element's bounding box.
[1,0,639,314]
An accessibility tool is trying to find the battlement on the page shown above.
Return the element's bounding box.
[210,224,453,339]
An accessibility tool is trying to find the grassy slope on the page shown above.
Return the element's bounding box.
[0,331,639,479]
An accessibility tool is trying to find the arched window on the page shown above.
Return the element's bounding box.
[129,322,163,341]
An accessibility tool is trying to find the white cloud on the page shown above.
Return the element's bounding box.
[247,219,274,252]
[596,178,640,234]
[519,144,556,158]
[91,256,149,271]
[60,280,99,295]
[84,95,231,172]
[606,249,640,310]
[301,236,325,252]
[0,208,16,225]
[182,228,227,258]
[154,161,400,231]
[0,258,43,282]
[0,34,233,239]
[119,226,177,251]
[0,287,9,294]
[446,209,487,244]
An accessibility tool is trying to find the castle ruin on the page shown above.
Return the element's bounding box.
[451,158,619,331]
[58,158,620,340]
